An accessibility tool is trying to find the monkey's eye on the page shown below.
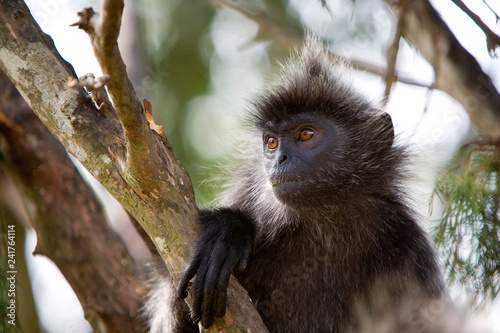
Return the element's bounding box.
[267,137,278,150]
[299,128,315,142]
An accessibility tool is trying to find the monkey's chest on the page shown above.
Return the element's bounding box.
[236,239,367,332]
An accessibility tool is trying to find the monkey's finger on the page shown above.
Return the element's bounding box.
[190,265,208,324]
[200,241,229,328]
[177,257,201,299]
[200,266,218,328]
[178,235,218,298]
[214,260,233,318]
[187,247,215,322]
[215,245,248,317]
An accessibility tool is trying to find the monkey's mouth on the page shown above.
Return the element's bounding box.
[270,176,308,200]
[270,176,305,187]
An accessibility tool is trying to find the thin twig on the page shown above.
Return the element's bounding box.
[347,57,432,88]
[464,137,500,148]
[384,0,408,101]
[209,0,432,90]
[482,0,500,22]
[452,0,500,56]
[71,2,157,181]
[210,0,301,47]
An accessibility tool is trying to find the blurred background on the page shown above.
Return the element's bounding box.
[4,0,500,331]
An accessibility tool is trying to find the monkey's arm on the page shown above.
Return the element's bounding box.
[177,208,256,328]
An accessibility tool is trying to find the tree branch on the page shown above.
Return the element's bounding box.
[214,0,500,138]
[0,0,194,277]
[386,0,500,139]
[0,1,267,331]
[209,0,434,89]
[0,70,145,332]
[70,3,158,187]
[384,0,408,101]
[451,0,500,56]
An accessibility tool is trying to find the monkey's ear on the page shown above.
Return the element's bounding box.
[371,109,394,149]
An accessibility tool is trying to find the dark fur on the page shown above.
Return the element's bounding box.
[177,38,446,332]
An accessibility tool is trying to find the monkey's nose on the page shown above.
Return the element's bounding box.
[278,154,288,165]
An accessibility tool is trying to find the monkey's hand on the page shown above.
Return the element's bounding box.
[177,208,256,328]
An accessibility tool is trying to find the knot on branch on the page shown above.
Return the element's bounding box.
[70,7,97,33]
[67,73,111,91]
[67,73,113,117]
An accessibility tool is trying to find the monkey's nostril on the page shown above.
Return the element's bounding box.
[279,154,288,164]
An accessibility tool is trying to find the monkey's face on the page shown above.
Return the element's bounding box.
[262,113,348,207]
[252,43,397,209]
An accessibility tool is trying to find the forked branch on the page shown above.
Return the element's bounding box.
[0,0,268,331]
[71,1,158,185]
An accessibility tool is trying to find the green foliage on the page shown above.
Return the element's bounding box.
[138,0,303,205]
[137,0,215,204]
[434,146,500,306]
